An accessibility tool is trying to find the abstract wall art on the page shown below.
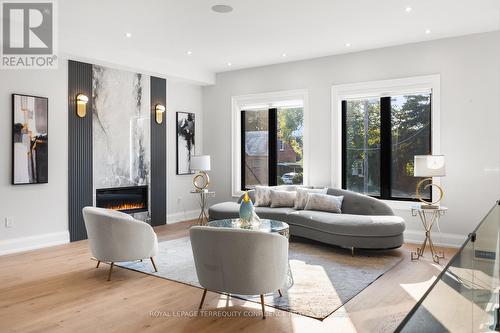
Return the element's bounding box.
[12,94,48,185]
[176,112,195,175]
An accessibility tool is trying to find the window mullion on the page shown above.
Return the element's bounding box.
[380,97,392,199]
[341,101,347,189]
[240,110,247,190]
[268,108,278,186]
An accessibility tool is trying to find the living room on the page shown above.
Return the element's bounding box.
[0,1,499,332]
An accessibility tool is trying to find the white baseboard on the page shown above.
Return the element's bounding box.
[404,230,466,248]
[0,231,70,256]
[167,209,200,224]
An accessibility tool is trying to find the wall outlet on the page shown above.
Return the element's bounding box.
[5,217,14,228]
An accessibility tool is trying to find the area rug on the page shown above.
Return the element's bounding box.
[117,237,403,320]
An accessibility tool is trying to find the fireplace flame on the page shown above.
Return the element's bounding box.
[106,202,146,211]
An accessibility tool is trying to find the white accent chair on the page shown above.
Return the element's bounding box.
[82,206,159,281]
[190,226,288,318]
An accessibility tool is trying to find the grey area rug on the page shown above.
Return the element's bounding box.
[117,237,403,320]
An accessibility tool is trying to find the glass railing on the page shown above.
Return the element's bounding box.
[396,201,500,333]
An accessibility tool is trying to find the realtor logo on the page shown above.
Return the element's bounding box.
[1,0,57,69]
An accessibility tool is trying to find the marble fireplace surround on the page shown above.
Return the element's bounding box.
[92,65,151,220]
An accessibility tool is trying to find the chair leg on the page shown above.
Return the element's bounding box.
[278,289,282,297]
[96,260,100,268]
[150,257,158,272]
[351,247,355,257]
[107,262,114,281]
[260,294,266,319]
[199,288,208,310]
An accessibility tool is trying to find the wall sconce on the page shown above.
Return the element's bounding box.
[155,104,165,124]
[76,94,88,118]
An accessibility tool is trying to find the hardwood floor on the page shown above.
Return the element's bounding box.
[0,220,457,333]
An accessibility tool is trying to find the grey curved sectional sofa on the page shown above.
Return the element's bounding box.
[208,188,405,250]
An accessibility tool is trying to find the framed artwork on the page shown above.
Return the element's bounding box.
[12,94,48,185]
[176,112,195,175]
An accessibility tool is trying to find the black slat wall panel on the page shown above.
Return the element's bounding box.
[68,60,93,241]
[150,77,167,226]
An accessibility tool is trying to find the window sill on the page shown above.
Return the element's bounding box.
[380,199,417,211]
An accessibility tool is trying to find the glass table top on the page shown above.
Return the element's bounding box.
[207,219,289,233]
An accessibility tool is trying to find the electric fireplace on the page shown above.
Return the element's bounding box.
[95,185,148,214]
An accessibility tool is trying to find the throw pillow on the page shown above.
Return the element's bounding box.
[270,189,297,208]
[304,193,344,213]
[253,185,302,206]
[294,188,328,210]
[254,186,272,207]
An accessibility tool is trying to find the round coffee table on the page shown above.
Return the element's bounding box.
[207,218,290,239]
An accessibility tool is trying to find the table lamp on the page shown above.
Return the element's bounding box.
[190,155,211,191]
[414,155,446,209]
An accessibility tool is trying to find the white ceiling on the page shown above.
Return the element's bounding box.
[59,0,500,84]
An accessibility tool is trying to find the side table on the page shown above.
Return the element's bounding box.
[411,206,447,263]
[190,190,215,225]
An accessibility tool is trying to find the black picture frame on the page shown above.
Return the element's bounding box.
[12,93,49,185]
[176,111,195,175]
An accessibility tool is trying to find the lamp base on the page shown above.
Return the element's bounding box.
[419,204,440,209]
[193,171,210,191]
[416,177,444,209]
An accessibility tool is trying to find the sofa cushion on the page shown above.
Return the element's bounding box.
[270,189,296,208]
[208,202,295,222]
[295,187,328,210]
[304,193,343,213]
[254,206,296,221]
[208,202,241,220]
[254,186,272,207]
[286,210,405,237]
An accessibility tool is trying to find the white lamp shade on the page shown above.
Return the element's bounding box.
[414,155,446,177]
[190,155,211,171]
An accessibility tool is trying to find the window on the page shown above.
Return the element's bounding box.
[241,106,304,190]
[241,109,271,188]
[278,140,285,151]
[342,92,431,201]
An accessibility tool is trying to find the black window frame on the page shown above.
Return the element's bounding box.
[341,94,432,202]
[241,108,278,191]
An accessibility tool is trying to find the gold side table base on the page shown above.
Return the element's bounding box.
[191,190,215,226]
[410,206,447,264]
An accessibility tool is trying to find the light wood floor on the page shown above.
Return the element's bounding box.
[0,220,457,333]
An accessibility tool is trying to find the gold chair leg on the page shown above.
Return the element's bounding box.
[199,288,208,310]
[278,289,282,297]
[150,257,158,272]
[260,294,266,319]
[107,262,114,281]
[96,260,100,268]
[351,247,355,256]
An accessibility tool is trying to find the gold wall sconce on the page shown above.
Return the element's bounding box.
[155,104,166,124]
[76,94,88,118]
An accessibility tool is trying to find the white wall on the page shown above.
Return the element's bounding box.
[0,62,69,253]
[202,32,500,246]
[166,80,204,222]
[0,61,204,254]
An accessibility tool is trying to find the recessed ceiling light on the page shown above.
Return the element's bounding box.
[405,6,412,13]
[282,53,287,57]
[227,62,232,67]
[425,29,432,34]
[125,32,132,38]
[212,5,233,13]
[345,43,351,47]
[186,50,193,55]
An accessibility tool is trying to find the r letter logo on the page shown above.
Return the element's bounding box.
[1,1,57,69]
